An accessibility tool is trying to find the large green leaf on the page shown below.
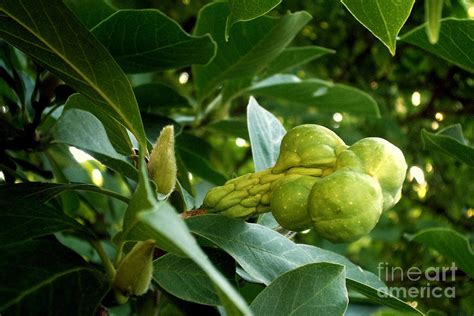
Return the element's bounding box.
[65,0,116,29]
[0,181,128,245]
[154,254,222,306]
[193,2,311,101]
[177,147,227,185]
[92,9,216,73]
[0,240,110,314]
[0,203,87,245]
[263,46,335,77]
[421,124,474,167]
[0,182,129,205]
[247,75,380,116]
[54,107,138,180]
[401,18,474,73]
[0,0,147,150]
[135,83,190,114]
[225,0,282,40]
[153,250,235,306]
[117,161,251,315]
[247,97,286,172]
[64,93,133,156]
[250,263,348,315]
[406,228,474,278]
[186,215,422,314]
[341,0,415,55]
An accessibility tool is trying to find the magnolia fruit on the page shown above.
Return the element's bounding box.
[203,124,407,243]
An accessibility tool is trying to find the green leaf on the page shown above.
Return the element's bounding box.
[421,124,474,167]
[341,0,415,55]
[118,161,251,315]
[225,0,282,40]
[263,46,335,77]
[401,18,474,73]
[92,9,216,73]
[299,245,418,314]
[177,147,227,185]
[186,215,422,314]
[207,119,249,140]
[64,93,133,156]
[0,181,127,245]
[247,97,286,172]
[250,263,348,316]
[54,107,138,179]
[0,203,87,245]
[0,240,110,314]
[135,83,190,114]
[153,252,234,306]
[247,75,380,116]
[0,182,129,205]
[193,2,311,101]
[0,0,147,150]
[65,0,116,29]
[406,227,474,278]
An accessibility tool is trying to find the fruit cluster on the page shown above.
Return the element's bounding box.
[203,124,407,243]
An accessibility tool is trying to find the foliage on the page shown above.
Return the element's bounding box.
[0,0,473,315]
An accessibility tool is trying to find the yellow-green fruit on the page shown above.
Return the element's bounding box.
[148,125,177,197]
[114,240,155,297]
[271,175,319,232]
[273,124,347,173]
[308,170,383,243]
[336,137,407,211]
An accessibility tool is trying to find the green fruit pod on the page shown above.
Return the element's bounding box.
[308,170,383,243]
[336,137,407,211]
[273,124,347,173]
[271,175,319,232]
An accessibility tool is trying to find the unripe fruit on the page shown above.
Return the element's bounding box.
[308,170,383,243]
[148,125,177,197]
[114,240,155,297]
[271,175,319,231]
[336,137,407,211]
[273,124,347,173]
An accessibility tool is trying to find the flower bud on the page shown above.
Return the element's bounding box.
[148,125,177,197]
[114,240,155,297]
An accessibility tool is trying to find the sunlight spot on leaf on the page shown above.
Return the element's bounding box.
[435,112,444,121]
[431,121,439,130]
[69,146,94,163]
[91,169,103,186]
[188,172,194,181]
[468,5,474,18]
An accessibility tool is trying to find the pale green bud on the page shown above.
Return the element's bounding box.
[148,125,177,197]
[114,240,156,297]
